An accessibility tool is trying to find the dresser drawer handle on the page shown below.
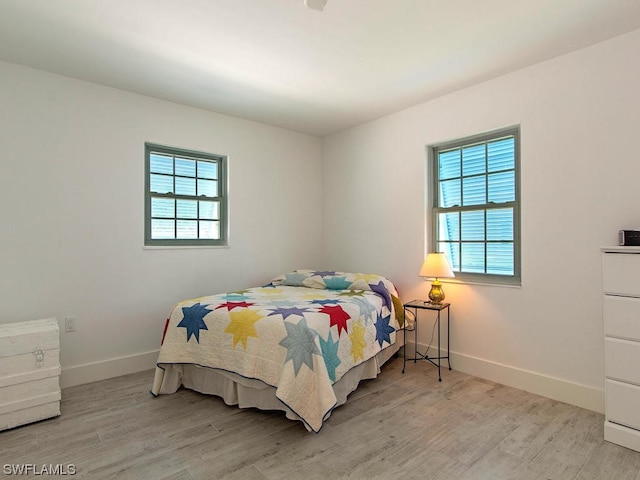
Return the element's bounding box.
[33,347,45,367]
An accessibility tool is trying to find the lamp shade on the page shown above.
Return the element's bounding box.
[419,252,455,279]
[305,0,327,10]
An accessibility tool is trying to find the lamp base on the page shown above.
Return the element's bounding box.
[428,278,445,304]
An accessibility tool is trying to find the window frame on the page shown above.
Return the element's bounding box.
[144,143,228,247]
[428,126,521,286]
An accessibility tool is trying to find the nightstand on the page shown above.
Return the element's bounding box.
[402,300,451,381]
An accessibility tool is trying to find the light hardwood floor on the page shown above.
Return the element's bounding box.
[2,357,640,480]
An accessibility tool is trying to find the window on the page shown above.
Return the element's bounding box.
[429,126,520,285]
[145,143,228,246]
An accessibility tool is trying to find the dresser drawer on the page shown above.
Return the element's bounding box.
[604,296,640,341]
[603,253,640,297]
[606,379,640,431]
[605,338,640,384]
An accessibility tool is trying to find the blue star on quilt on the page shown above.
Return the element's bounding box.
[268,299,299,308]
[177,303,210,343]
[311,271,336,277]
[374,311,395,347]
[370,281,392,311]
[345,296,378,323]
[268,306,312,319]
[310,298,338,306]
[324,276,353,290]
[221,293,252,301]
[319,332,341,382]
[283,272,307,286]
[279,318,321,376]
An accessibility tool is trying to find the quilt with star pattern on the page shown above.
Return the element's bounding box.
[152,270,401,432]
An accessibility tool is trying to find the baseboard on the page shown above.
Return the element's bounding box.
[60,350,159,389]
[61,344,605,415]
[604,421,640,452]
[405,341,604,414]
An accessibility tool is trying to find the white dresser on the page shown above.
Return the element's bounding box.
[602,246,640,452]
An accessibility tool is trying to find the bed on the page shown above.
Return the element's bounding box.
[151,269,404,432]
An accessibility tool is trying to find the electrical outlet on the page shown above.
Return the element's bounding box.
[65,316,76,333]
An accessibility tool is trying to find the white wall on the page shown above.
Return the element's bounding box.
[0,61,324,387]
[322,29,640,412]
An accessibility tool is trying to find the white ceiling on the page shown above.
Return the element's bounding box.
[1,0,639,136]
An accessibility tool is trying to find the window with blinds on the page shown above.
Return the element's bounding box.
[145,143,228,246]
[429,126,520,285]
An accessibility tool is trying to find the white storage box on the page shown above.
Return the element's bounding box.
[0,318,61,431]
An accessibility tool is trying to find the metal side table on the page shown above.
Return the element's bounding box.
[402,300,451,381]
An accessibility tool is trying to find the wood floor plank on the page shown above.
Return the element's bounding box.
[1,357,640,479]
[574,441,640,480]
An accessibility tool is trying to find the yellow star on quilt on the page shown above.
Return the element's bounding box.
[258,287,284,296]
[354,273,380,283]
[176,296,211,308]
[349,321,367,363]
[339,290,364,297]
[225,309,263,349]
[303,291,328,300]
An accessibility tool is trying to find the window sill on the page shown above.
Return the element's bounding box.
[436,278,522,289]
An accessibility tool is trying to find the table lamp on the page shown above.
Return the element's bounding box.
[419,253,455,304]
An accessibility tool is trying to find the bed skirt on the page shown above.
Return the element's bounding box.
[152,341,401,431]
